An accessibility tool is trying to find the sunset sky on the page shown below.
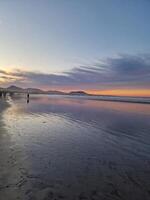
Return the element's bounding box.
[0,0,150,96]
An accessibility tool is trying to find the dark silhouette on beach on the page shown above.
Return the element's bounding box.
[27,93,30,104]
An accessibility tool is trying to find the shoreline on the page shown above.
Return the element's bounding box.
[83,97,150,104]
[65,95,150,104]
[10,93,150,104]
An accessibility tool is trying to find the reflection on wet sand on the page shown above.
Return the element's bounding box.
[0,100,28,200]
[7,95,150,116]
[0,95,150,200]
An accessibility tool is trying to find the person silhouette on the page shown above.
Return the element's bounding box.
[27,93,30,104]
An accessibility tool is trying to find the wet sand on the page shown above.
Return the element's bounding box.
[0,99,29,200]
[0,96,150,200]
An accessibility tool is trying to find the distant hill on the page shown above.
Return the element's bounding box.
[7,85,23,91]
[6,86,44,94]
[4,85,89,96]
[25,88,44,94]
[69,91,88,95]
[47,90,66,95]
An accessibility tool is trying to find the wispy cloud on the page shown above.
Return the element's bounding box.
[0,54,150,91]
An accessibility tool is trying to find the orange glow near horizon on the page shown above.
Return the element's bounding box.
[86,89,150,97]
[41,86,150,97]
[0,72,150,97]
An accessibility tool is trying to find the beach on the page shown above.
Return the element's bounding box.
[0,95,150,200]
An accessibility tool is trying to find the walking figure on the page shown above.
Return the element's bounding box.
[27,93,30,104]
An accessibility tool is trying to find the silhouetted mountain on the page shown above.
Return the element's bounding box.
[25,88,44,94]
[7,85,24,91]
[47,90,66,95]
[5,85,89,95]
[69,91,88,95]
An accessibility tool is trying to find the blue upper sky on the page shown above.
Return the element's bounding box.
[0,0,150,73]
[0,0,150,96]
